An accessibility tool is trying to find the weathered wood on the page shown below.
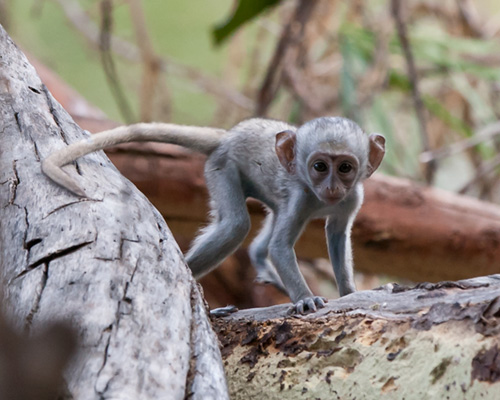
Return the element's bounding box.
[212,275,500,399]
[0,25,228,399]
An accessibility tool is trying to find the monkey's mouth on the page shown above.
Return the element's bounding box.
[321,195,342,205]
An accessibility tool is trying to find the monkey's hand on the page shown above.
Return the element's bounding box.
[289,296,327,315]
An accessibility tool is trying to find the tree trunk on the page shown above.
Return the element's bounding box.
[212,275,500,400]
[0,25,228,400]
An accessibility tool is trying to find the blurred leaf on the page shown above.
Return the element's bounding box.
[414,28,499,55]
[339,24,376,62]
[423,95,472,138]
[339,34,357,121]
[450,73,496,124]
[387,71,411,91]
[213,0,282,45]
[287,100,302,125]
[391,29,500,81]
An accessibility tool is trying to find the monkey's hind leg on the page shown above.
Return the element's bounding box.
[248,212,287,294]
[186,163,250,279]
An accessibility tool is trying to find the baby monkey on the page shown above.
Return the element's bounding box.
[42,117,385,314]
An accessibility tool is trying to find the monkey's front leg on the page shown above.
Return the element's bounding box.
[268,211,326,314]
[325,216,356,296]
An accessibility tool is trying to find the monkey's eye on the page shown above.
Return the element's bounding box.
[338,163,353,174]
[313,161,328,172]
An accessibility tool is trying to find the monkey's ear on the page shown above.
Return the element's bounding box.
[367,134,385,177]
[276,130,297,174]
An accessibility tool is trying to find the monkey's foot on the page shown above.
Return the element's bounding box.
[210,305,239,317]
[289,296,327,315]
[254,269,288,295]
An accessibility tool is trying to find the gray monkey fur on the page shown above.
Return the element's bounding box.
[42,117,385,314]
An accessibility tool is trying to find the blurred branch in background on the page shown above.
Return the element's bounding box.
[49,0,253,117]
[255,0,319,116]
[99,0,135,123]
[127,0,170,122]
[391,0,436,184]
[420,120,500,162]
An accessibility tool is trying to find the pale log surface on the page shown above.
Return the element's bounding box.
[213,275,500,400]
[0,25,228,399]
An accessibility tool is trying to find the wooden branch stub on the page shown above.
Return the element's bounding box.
[213,275,500,399]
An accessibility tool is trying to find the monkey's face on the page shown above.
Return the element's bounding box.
[307,151,360,204]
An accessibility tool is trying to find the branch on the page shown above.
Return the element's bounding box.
[50,0,253,112]
[391,0,436,184]
[255,0,319,116]
[127,0,170,122]
[99,0,135,123]
[420,120,500,163]
[459,153,500,194]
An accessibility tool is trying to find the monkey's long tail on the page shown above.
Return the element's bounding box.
[42,122,226,197]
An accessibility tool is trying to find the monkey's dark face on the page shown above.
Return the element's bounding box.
[307,151,359,204]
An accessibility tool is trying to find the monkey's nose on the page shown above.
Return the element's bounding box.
[327,187,340,196]
[323,188,343,204]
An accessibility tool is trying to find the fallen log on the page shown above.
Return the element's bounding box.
[212,275,500,399]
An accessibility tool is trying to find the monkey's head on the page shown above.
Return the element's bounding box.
[275,117,385,204]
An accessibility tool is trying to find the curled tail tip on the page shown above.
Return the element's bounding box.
[69,184,87,198]
[41,159,87,198]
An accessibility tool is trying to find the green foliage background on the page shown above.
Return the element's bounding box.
[9,0,233,124]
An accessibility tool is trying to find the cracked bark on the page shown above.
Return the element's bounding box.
[0,24,228,399]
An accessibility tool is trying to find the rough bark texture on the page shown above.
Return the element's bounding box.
[212,275,500,399]
[0,25,228,399]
